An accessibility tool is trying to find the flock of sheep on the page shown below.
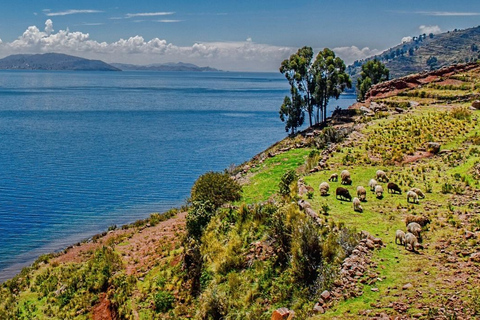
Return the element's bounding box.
[318,169,428,252]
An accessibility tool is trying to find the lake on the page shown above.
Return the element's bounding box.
[0,70,356,281]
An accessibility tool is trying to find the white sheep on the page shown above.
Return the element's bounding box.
[341,170,352,185]
[319,182,330,196]
[395,230,406,245]
[328,173,338,182]
[356,186,367,202]
[376,170,389,182]
[407,222,422,242]
[404,232,418,252]
[368,179,378,192]
[375,185,384,198]
[353,197,363,212]
[407,190,419,204]
[410,187,425,199]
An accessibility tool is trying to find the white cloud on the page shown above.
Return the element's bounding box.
[419,25,441,35]
[0,20,293,71]
[415,11,480,16]
[45,9,103,17]
[126,12,175,18]
[157,20,182,23]
[332,46,380,65]
[401,36,413,43]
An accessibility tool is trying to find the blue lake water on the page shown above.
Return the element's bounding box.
[0,70,356,281]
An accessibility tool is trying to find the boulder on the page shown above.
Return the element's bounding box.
[271,308,295,320]
[470,252,480,262]
[320,290,331,301]
[472,100,480,110]
[313,303,325,314]
[426,142,441,154]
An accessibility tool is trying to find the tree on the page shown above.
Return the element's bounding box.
[356,59,389,101]
[426,56,438,70]
[311,48,352,124]
[279,46,315,127]
[279,87,304,135]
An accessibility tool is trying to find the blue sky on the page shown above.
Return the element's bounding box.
[0,1,479,71]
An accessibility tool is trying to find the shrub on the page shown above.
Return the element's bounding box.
[279,170,298,198]
[450,106,472,120]
[154,290,175,313]
[190,171,242,210]
[186,201,215,240]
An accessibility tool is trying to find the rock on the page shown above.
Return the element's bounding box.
[426,142,441,154]
[320,290,331,301]
[402,283,413,290]
[313,303,325,314]
[371,288,379,292]
[472,100,480,110]
[470,252,480,262]
[465,231,475,240]
[365,239,375,250]
[372,238,383,246]
[271,307,295,320]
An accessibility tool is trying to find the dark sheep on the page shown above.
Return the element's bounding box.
[336,187,352,201]
[387,182,402,194]
[405,215,431,227]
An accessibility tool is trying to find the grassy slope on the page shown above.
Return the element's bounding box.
[2,68,480,319]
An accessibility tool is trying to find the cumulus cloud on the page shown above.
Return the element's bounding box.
[44,9,103,16]
[0,20,293,71]
[401,36,413,43]
[332,46,380,64]
[415,11,480,16]
[157,20,182,23]
[419,25,441,35]
[126,12,175,18]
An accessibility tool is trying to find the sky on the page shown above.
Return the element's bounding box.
[0,1,479,71]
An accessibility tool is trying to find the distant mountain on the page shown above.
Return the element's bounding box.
[111,62,220,72]
[0,53,120,71]
[348,25,480,80]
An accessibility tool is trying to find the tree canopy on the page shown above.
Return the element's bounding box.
[279,46,351,132]
[356,59,389,101]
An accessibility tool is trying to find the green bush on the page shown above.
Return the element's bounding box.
[154,290,175,313]
[190,171,242,210]
[186,201,215,240]
[279,169,298,198]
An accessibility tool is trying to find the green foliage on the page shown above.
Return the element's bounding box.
[279,87,305,135]
[314,126,350,149]
[356,59,389,101]
[154,290,175,313]
[190,171,242,210]
[427,56,438,70]
[186,201,216,240]
[278,169,298,198]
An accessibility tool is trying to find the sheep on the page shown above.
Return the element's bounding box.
[407,222,422,242]
[356,186,367,202]
[410,187,425,199]
[328,173,338,182]
[376,170,389,182]
[368,179,378,192]
[387,182,402,194]
[340,170,352,185]
[406,190,419,204]
[404,232,418,252]
[375,185,384,199]
[319,182,330,196]
[336,187,352,201]
[405,215,430,227]
[395,230,406,245]
[353,197,363,212]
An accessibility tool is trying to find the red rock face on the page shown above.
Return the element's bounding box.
[365,62,480,101]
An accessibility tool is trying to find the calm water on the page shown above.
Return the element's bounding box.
[0,70,356,281]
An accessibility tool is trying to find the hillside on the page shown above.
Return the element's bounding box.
[0,53,120,71]
[111,62,220,72]
[2,65,480,319]
[348,25,480,80]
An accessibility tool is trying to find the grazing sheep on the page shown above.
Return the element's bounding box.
[368,179,378,192]
[404,232,418,252]
[328,173,338,182]
[407,222,422,242]
[375,185,384,199]
[336,187,352,201]
[387,182,402,194]
[341,170,352,185]
[406,190,419,204]
[356,186,367,201]
[353,197,363,212]
[405,215,431,227]
[319,182,330,196]
[376,170,389,182]
[410,187,425,199]
[395,230,406,245]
